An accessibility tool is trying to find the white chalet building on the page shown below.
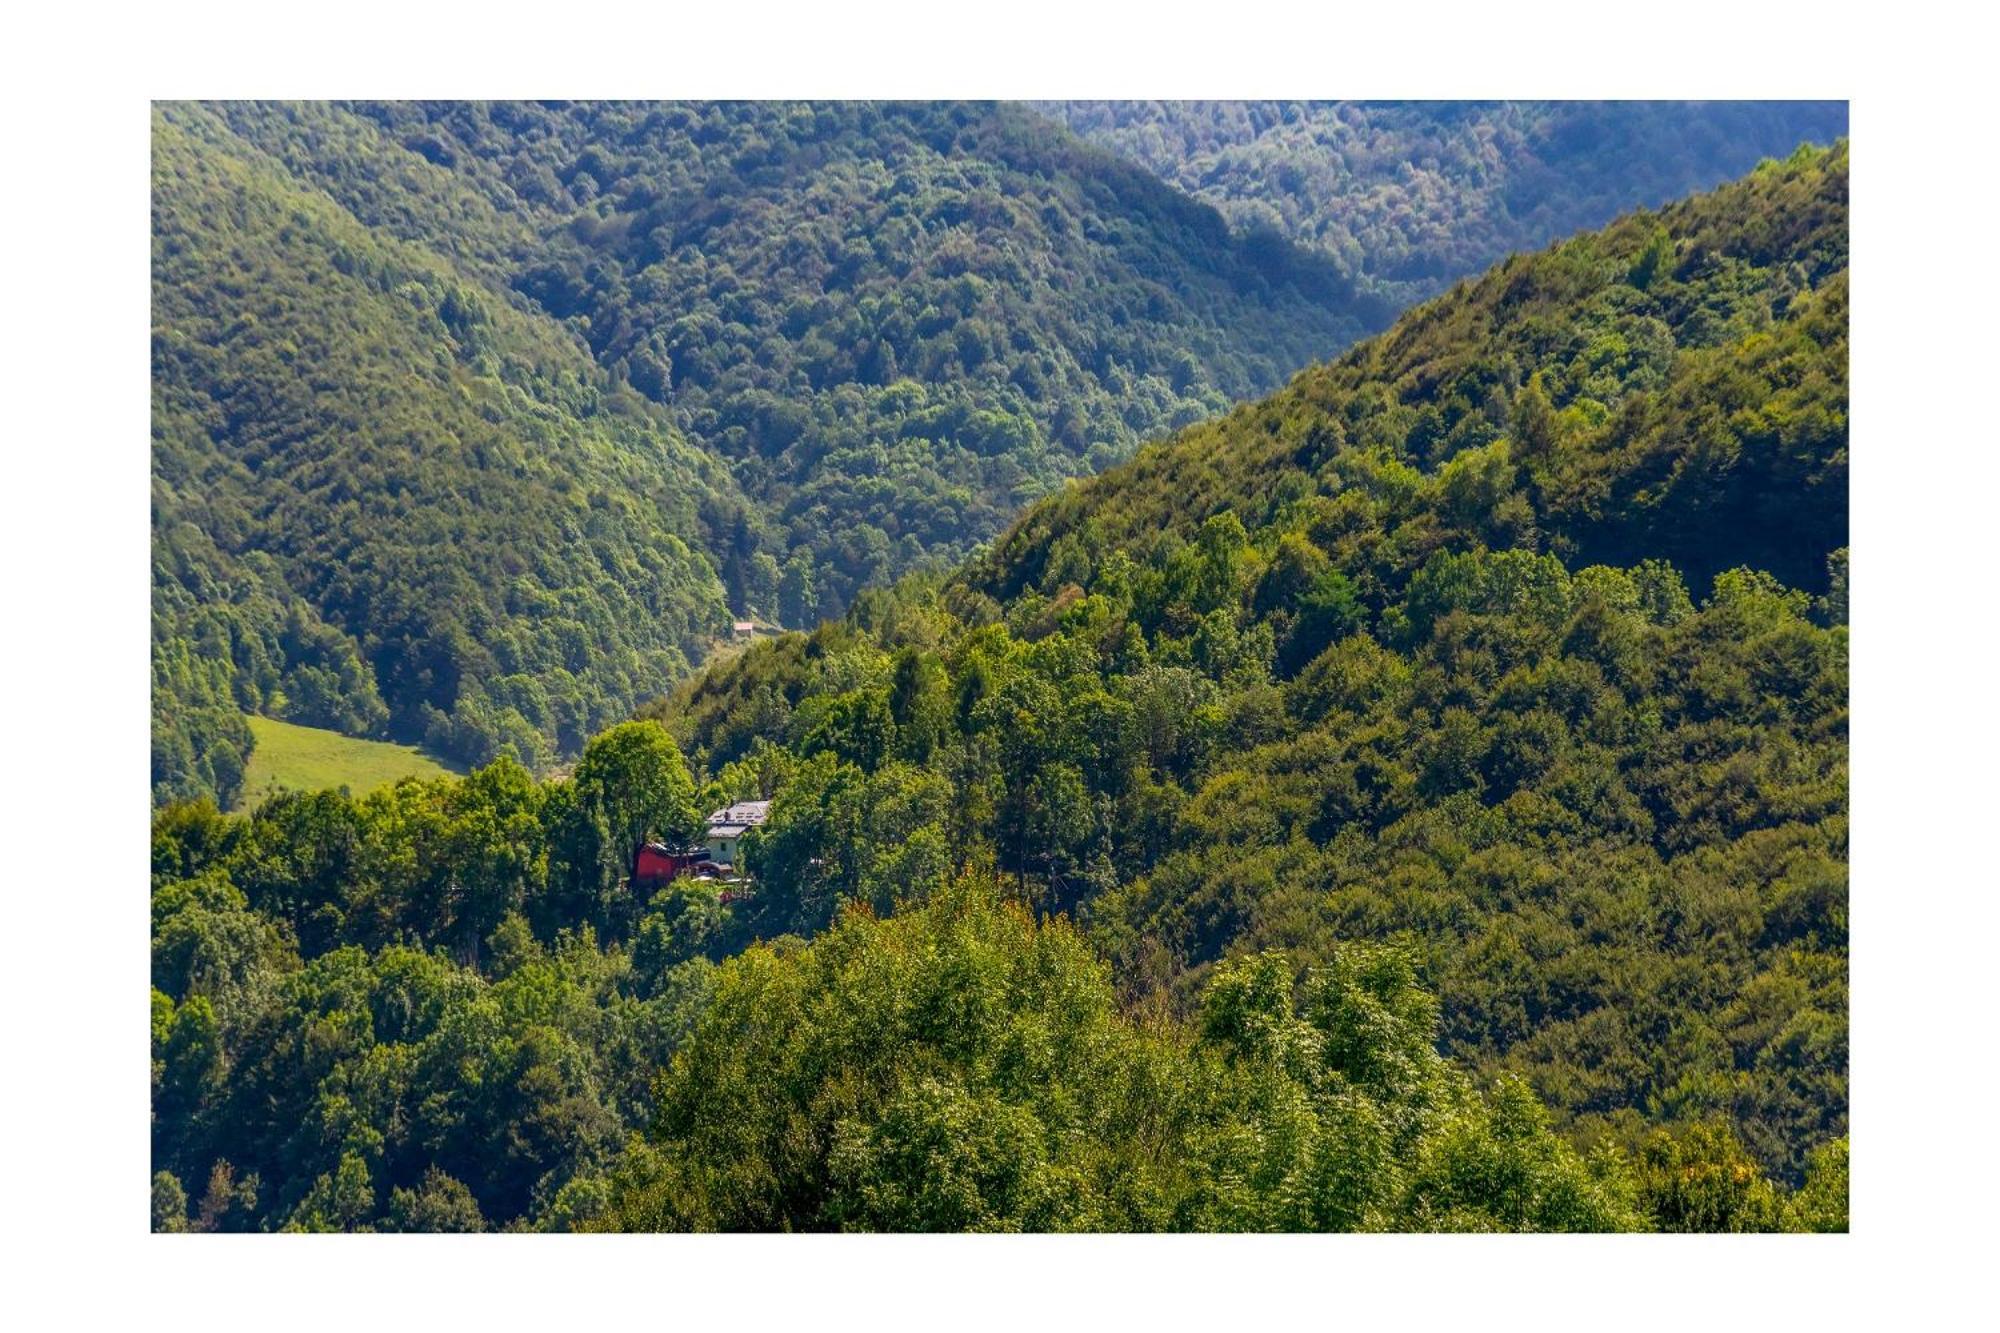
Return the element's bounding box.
[703,800,771,867]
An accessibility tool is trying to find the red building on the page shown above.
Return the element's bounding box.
[631,842,706,891]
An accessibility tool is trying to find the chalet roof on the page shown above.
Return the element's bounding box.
[705,800,771,835]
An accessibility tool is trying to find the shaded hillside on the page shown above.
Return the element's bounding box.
[150,152,1850,1228]
[153,100,1402,805]
[154,101,1844,807]
[1046,101,1847,305]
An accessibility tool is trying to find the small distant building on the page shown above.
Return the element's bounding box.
[731,620,757,640]
[631,841,705,891]
[628,800,774,891]
[704,799,771,866]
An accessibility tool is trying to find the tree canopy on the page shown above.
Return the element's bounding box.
[650,144,1851,1186]
[153,146,1848,1231]
[153,107,747,799]
[153,101,1845,806]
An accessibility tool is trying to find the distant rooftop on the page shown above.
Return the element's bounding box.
[706,800,771,833]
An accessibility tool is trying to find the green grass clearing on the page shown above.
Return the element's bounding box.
[234,714,458,812]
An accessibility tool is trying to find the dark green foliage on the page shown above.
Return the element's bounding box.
[543,721,703,936]
[975,142,1847,601]
[150,99,1387,804]
[151,525,377,808]
[155,100,1846,807]
[148,727,720,1233]
[1046,101,1847,305]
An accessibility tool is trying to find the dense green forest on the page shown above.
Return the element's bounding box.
[150,732,1842,1234]
[670,142,1849,1180]
[153,106,754,801]
[197,100,1392,612]
[151,100,1385,805]
[152,145,1847,1231]
[153,101,1844,808]
[1046,101,1848,306]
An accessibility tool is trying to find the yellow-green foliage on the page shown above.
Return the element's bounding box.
[596,882,1643,1233]
[233,715,453,811]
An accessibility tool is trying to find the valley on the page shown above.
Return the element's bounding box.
[152,128,1850,1233]
[151,99,1846,807]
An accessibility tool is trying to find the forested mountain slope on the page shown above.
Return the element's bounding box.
[191,100,1393,621]
[150,730,1842,1233]
[656,144,1850,1182]
[970,139,1847,600]
[151,149,1848,1230]
[153,100,1392,806]
[154,101,1845,809]
[1045,101,1847,306]
[153,106,752,802]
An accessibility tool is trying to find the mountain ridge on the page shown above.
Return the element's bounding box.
[150,146,1849,1231]
[152,101,1848,818]
[152,105,749,801]
[651,143,1849,1181]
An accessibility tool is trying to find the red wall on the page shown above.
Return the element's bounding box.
[633,846,695,883]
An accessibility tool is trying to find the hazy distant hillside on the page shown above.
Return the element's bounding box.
[153,100,1846,810]
[1045,101,1848,305]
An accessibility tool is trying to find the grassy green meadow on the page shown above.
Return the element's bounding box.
[233,714,457,811]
